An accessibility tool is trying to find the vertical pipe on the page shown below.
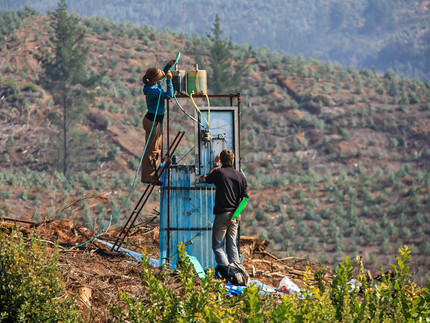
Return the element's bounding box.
[237,93,241,170]
[167,99,170,163]
[167,100,171,263]
[237,93,242,259]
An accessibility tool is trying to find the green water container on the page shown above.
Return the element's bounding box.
[187,68,207,94]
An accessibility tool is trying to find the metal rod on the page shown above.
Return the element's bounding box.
[111,132,184,251]
[238,92,241,170]
[174,94,240,99]
[237,92,242,255]
[111,184,152,250]
[167,99,171,263]
[160,227,213,231]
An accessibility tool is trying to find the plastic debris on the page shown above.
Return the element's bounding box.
[347,278,361,292]
[187,255,206,279]
[226,283,245,296]
[249,279,277,295]
[277,276,301,296]
[95,239,160,267]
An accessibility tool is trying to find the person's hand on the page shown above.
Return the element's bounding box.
[166,71,173,80]
[214,155,220,166]
[231,215,240,224]
[167,59,176,68]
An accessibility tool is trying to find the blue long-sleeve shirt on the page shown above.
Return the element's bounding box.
[143,63,174,116]
[143,80,173,116]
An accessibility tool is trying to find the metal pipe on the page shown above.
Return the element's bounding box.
[237,92,242,258]
[167,99,171,263]
[238,92,241,170]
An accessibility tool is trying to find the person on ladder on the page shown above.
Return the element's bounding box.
[141,60,175,185]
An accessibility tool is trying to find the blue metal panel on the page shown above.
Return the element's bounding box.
[160,165,216,269]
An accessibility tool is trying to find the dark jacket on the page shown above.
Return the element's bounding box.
[205,165,248,215]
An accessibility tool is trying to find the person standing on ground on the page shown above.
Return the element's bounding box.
[140,61,174,185]
[205,149,249,266]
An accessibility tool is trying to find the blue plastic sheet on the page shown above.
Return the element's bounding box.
[95,239,160,267]
[225,283,245,296]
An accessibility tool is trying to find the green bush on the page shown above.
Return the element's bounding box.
[78,171,94,190]
[255,207,266,221]
[113,244,430,322]
[111,243,227,322]
[3,78,20,94]
[0,230,81,322]
[22,82,39,92]
[108,145,120,159]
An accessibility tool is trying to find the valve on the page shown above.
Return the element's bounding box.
[201,129,211,142]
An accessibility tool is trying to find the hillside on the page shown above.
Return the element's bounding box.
[0,6,430,292]
[3,0,430,80]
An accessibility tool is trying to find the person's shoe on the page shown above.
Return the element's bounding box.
[152,180,163,186]
[151,176,162,186]
[141,177,153,184]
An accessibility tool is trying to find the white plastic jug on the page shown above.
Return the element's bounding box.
[278,276,301,296]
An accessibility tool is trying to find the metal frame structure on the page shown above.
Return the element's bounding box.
[163,93,241,265]
[111,93,242,266]
[194,106,240,175]
[111,131,185,251]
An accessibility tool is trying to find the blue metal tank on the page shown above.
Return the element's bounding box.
[159,165,216,270]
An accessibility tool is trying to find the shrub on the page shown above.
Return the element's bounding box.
[0,230,81,322]
[113,244,430,322]
[78,171,94,190]
[111,243,227,321]
[87,110,109,130]
[22,82,39,92]
[3,78,20,94]
[108,145,120,159]
[421,103,430,111]
[255,207,266,221]
[0,202,10,217]
[108,103,121,113]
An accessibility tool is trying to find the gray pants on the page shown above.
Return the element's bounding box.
[212,211,239,266]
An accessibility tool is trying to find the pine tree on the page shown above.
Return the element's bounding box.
[208,14,251,96]
[35,0,103,175]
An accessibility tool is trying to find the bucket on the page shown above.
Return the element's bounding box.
[187,68,207,94]
[171,69,186,94]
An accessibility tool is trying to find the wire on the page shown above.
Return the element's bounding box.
[171,96,205,128]
[190,93,210,128]
[73,53,181,249]
[177,145,195,164]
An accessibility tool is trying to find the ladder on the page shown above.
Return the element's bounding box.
[111,131,185,251]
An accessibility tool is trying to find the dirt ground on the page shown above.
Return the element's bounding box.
[0,218,332,320]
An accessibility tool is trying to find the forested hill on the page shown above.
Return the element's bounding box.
[0,6,429,284]
[2,0,430,81]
